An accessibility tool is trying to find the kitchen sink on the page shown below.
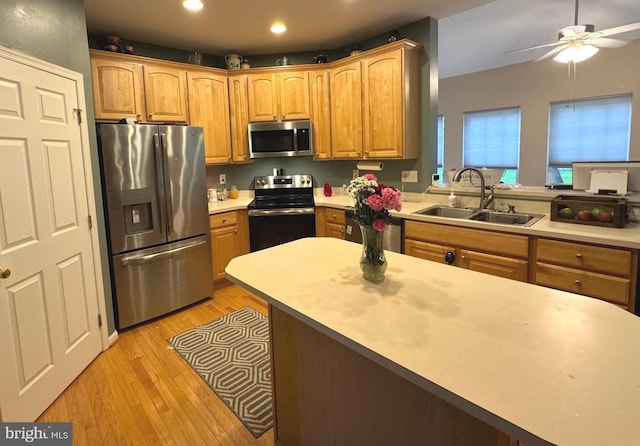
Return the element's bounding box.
[412,205,544,227]
[469,210,544,227]
[413,205,479,219]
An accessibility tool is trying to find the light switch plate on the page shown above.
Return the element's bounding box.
[401,170,418,182]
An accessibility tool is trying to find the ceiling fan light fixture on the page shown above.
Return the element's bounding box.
[183,0,203,11]
[270,23,287,34]
[553,43,599,63]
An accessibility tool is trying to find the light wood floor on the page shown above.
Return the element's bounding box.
[37,281,274,446]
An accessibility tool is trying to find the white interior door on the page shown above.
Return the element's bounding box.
[0,50,103,421]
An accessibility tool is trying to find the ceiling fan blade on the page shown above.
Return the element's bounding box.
[536,44,569,61]
[597,21,640,37]
[587,37,631,48]
[506,41,565,55]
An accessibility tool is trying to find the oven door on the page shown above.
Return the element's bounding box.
[248,209,316,252]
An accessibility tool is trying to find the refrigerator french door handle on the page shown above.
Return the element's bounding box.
[159,132,175,235]
[153,132,169,236]
[119,239,208,266]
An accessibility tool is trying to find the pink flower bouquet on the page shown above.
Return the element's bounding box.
[347,174,402,231]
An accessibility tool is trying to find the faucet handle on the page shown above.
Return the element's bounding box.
[507,204,516,213]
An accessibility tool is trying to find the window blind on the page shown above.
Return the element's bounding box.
[463,107,520,169]
[437,115,444,168]
[548,94,631,166]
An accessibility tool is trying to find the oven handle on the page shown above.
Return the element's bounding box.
[248,208,315,217]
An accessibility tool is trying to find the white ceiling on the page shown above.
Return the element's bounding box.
[83,0,640,79]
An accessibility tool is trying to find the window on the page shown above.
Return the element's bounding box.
[547,94,632,184]
[463,107,520,184]
[437,115,444,178]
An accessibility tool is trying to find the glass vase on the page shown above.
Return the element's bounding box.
[359,224,387,283]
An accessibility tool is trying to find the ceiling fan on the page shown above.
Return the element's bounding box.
[508,0,640,63]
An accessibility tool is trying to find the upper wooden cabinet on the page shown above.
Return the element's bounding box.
[330,61,363,158]
[330,40,421,160]
[228,74,251,163]
[142,63,188,122]
[90,54,145,121]
[309,68,332,160]
[90,50,188,124]
[187,71,232,164]
[247,71,310,122]
[363,48,419,159]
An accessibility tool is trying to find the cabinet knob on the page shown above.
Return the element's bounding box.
[148,113,153,118]
[234,229,238,234]
[222,218,227,223]
[0,268,11,279]
[575,253,583,258]
[444,251,456,265]
[273,115,276,120]
[574,279,582,286]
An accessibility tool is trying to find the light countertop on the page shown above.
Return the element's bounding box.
[225,237,640,446]
[208,190,640,249]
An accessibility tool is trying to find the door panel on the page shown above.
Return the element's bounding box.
[162,126,209,241]
[0,52,102,421]
[98,124,165,253]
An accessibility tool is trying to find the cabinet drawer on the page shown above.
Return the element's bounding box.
[326,209,345,225]
[404,221,528,258]
[209,211,237,228]
[535,262,630,305]
[536,238,631,276]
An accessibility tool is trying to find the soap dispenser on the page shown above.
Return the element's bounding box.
[448,190,458,207]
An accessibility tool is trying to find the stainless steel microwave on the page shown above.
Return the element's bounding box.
[248,120,313,158]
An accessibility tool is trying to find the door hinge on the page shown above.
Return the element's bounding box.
[88,215,93,229]
[73,108,83,124]
[98,314,103,328]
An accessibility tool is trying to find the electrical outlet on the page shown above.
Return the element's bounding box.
[401,170,418,183]
[352,169,359,179]
[219,173,226,185]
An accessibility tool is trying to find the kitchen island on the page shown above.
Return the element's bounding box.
[226,237,640,446]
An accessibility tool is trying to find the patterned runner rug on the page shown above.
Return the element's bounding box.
[167,307,272,437]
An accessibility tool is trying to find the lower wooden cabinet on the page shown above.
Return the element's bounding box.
[533,237,637,311]
[404,221,529,282]
[209,210,249,281]
[315,207,346,239]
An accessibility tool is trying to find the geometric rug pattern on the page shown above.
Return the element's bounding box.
[167,307,272,437]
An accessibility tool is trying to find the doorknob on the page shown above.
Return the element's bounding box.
[0,268,11,279]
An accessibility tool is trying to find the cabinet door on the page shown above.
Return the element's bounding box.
[310,69,332,159]
[247,74,278,122]
[210,225,239,281]
[187,71,231,164]
[90,56,144,121]
[405,239,456,265]
[228,74,251,163]
[459,250,528,282]
[330,61,362,158]
[143,65,188,122]
[279,71,310,120]
[363,49,403,158]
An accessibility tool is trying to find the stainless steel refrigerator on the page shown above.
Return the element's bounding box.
[97,124,213,329]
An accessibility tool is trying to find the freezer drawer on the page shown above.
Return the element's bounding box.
[112,235,213,329]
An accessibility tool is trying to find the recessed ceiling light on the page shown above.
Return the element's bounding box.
[270,23,287,34]
[183,0,203,11]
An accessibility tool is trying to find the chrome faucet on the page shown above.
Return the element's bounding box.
[451,167,495,209]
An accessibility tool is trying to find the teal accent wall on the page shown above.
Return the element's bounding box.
[0,0,116,335]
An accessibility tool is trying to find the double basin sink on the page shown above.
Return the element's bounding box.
[413,205,544,227]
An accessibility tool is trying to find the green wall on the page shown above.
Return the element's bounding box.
[0,0,116,335]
